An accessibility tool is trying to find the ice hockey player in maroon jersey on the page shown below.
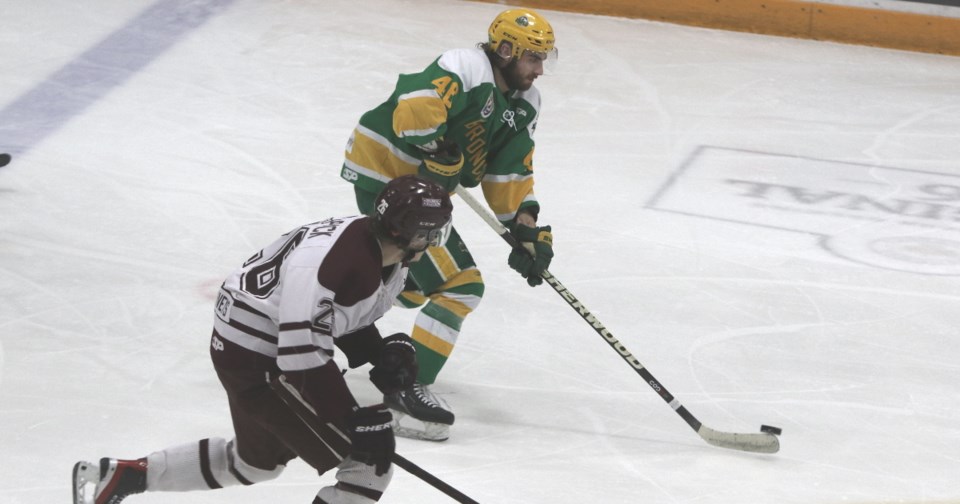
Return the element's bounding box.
[71,175,453,504]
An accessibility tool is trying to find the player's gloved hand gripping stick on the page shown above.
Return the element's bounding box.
[507,224,553,286]
[270,376,480,503]
[418,138,464,192]
[453,185,782,454]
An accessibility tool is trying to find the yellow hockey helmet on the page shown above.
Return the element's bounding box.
[488,8,556,61]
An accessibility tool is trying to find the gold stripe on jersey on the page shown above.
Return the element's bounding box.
[345,127,419,180]
[426,246,459,281]
[433,269,483,318]
[438,267,483,292]
[393,90,448,139]
[351,125,422,164]
[431,292,479,320]
[481,176,536,222]
[398,290,428,307]
[397,270,482,317]
[412,321,456,357]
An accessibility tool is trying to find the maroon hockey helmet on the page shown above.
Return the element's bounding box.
[374,175,453,251]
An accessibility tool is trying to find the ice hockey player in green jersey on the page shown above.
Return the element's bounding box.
[340,8,558,441]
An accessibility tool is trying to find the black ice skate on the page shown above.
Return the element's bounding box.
[72,457,147,504]
[384,382,454,441]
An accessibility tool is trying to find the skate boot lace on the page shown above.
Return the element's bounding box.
[413,384,442,409]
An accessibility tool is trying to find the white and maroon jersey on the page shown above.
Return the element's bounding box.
[213,215,407,375]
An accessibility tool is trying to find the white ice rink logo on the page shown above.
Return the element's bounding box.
[646,146,960,275]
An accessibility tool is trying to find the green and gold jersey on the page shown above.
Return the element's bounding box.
[341,47,542,223]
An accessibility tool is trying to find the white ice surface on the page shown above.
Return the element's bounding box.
[2,1,960,503]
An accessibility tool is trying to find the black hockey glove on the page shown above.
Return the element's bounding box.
[346,405,395,476]
[368,333,418,395]
[418,138,463,192]
[507,224,554,286]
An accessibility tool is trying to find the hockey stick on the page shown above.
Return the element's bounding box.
[270,376,480,503]
[453,186,780,454]
[391,454,479,504]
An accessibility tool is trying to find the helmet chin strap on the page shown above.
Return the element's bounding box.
[401,249,418,265]
[401,245,428,266]
[378,233,420,266]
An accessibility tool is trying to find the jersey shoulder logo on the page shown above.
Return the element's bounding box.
[481,92,495,119]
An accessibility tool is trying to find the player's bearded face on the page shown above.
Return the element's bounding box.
[503,50,545,91]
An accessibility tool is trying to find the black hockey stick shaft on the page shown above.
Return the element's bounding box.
[538,270,704,430]
[392,454,479,504]
[453,186,778,454]
[455,195,703,433]
[270,376,481,502]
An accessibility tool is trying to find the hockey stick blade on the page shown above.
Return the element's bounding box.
[0,153,10,168]
[698,425,780,454]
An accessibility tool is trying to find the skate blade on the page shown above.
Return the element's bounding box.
[391,412,450,442]
[72,461,99,504]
